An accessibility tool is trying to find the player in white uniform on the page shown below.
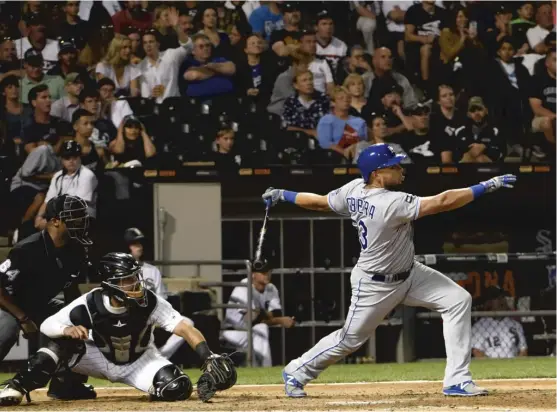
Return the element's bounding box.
[221,260,295,366]
[262,143,517,397]
[124,227,194,358]
[0,253,236,406]
[472,286,528,359]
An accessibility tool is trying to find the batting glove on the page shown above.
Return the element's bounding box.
[479,174,517,193]
[262,187,284,207]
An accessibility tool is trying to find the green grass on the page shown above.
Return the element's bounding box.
[1,357,554,388]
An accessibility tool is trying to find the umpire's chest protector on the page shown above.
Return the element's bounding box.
[86,289,157,365]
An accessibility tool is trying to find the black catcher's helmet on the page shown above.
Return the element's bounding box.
[45,194,91,245]
[99,252,147,308]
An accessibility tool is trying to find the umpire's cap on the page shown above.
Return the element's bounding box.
[124,227,145,245]
[357,143,406,183]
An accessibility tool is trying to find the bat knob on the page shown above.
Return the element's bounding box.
[251,258,269,272]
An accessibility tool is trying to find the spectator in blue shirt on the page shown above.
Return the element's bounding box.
[249,1,284,41]
[317,86,367,161]
[180,33,236,99]
[282,69,330,138]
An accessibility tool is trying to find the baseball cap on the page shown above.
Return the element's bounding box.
[468,96,486,111]
[316,9,333,23]
[64,72,83,86]
[411,103,431,116]
[283,2,300,12]
[58,39,77,54]
[378,81,403,99]
[250,258,272,273]
[124,227,145,244]
[24,48,44,67]
[123,115,142,128]
[60,140,82,158]
[495,4,511,15]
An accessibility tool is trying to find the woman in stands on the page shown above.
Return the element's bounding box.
[108,115,156,167]
[342,74,368,116]
[196,6,231,58]
[96,35,141,98]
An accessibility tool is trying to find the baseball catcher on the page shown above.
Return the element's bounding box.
[0,252,236,405]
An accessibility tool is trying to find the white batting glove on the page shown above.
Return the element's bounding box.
[479,174,517,193]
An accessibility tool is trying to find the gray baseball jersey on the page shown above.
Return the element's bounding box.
[327,178,420,274]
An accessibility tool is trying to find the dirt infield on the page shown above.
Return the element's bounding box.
[9,379,556,411]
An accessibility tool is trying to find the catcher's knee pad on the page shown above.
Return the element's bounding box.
[151,364,192,401]
[46,338,86,370]
[15,348,59,391]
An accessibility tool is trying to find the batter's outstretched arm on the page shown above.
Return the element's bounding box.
[262,188,332,212]
[417,174,516,219]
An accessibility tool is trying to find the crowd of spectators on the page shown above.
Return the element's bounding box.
[0,1,555,239]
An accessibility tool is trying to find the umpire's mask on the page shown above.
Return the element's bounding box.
[45,194,92,245]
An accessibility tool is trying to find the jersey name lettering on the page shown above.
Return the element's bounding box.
[347,197,375,217]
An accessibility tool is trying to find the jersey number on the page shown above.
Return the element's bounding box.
[486,336,501,348]
[358,221,368,249]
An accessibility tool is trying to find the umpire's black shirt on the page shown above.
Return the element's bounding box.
[0,230,85,320]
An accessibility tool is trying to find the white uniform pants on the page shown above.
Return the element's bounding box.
[71,343,171,393]
[221,323,272,367]
[285,262,472,387]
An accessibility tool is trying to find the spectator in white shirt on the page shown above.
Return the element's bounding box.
[352,1,378,55]
[35,140,98,230]
[382,1,412,61]
[315,10,347,73]
[96,35,141,97]
[15,14,60,73]
[526,3,554,55]
[299,30,334,96]
[139,17,193,104]
[50,72,84,122]
[97,77,133,129]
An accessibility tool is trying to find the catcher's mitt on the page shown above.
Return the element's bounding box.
[196,354,237,402]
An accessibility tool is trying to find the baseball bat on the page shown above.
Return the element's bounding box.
[252,204,270,271]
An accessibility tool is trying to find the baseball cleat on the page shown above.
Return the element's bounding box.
[282,370,306,398]
[443,380,488,396]
[0,381,25,406]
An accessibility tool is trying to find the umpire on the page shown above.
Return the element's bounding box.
[0,194,96,400]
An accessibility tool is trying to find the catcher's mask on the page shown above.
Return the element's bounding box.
[99,252,147,308]
[45,194,92,245]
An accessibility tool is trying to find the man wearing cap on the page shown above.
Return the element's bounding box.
[221,260,295,367]
[47,39,89,81]
[21,85,71,154]
[20,49,65,105]
[315,10,347,74]
[0,194,97,400]
[35,140,98,231]
[397,103,439,164]
[123,227,195,359]
[454,96,503,163]
[270,2,302,60]
[49,73,84,122]
[471,286,528,358]
[14,14,60,73]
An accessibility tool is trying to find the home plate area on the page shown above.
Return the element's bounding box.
[15,379,554,411]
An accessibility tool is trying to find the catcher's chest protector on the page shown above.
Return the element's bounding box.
[86,289,157,365]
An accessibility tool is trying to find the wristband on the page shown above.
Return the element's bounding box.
[195,341,212,362]
[282,190,298,203]
[470,184,486,199]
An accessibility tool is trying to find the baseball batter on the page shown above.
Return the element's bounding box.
[262,143,516,397]
[0,253,237,405]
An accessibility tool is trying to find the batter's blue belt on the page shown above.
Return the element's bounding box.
[368,263,414,283]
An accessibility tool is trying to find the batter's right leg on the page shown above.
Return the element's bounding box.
[0,309,20,361]
[283,267,411,397]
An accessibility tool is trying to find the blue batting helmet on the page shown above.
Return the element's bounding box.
[357,143,406,183]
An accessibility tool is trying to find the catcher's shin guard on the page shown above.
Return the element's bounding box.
[150,364,192,401]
